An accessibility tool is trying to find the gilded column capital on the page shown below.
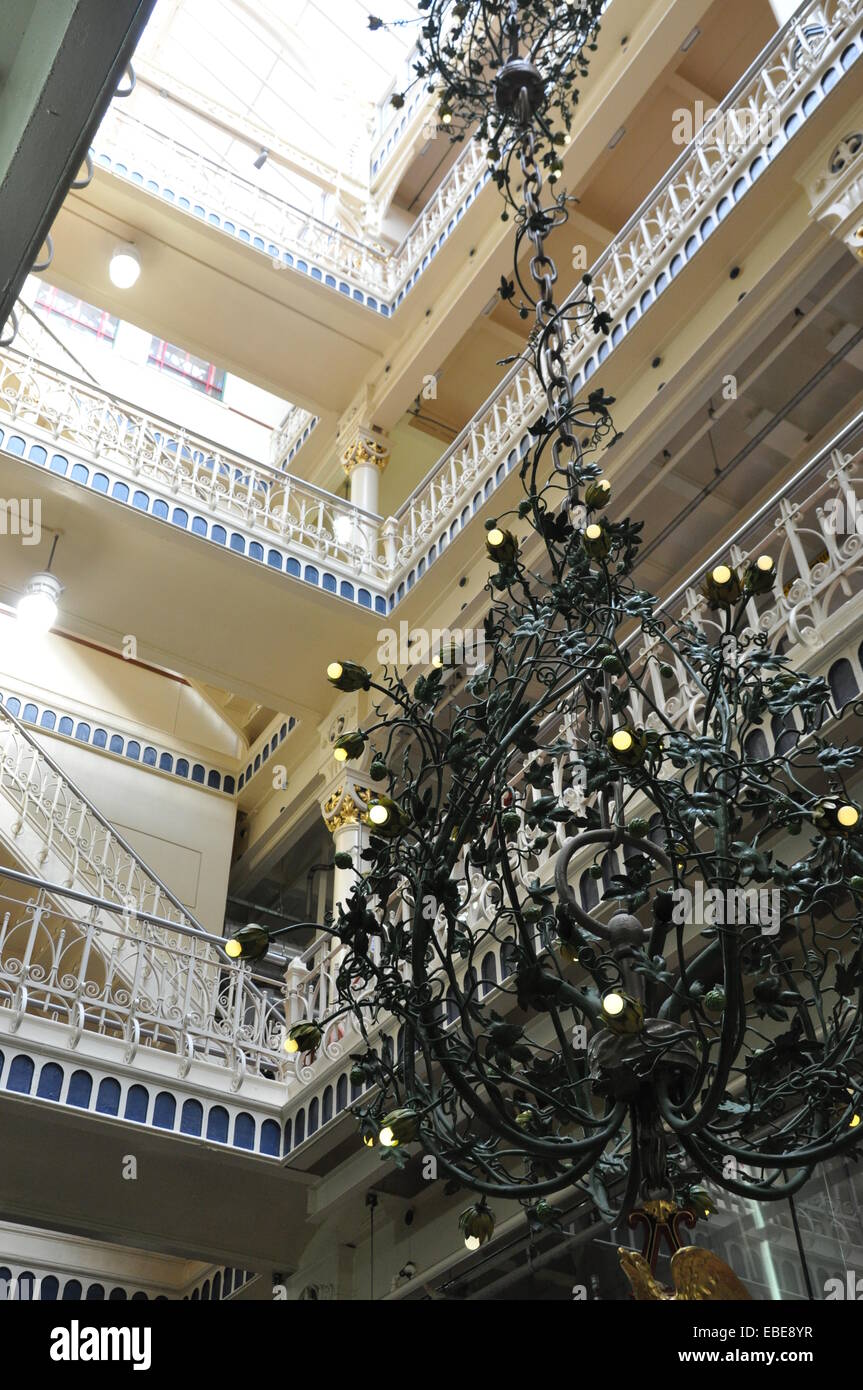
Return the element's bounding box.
[322,778,373,832]
[340,425,390,478]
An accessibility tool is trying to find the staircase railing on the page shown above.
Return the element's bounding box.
[0,699,204,933]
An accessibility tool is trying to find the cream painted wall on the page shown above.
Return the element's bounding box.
[0,616,240,931]
[46,738,235,932]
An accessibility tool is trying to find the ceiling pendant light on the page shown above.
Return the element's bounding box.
[17,534,62,635]
[109,241,141,289]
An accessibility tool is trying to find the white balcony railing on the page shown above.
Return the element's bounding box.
[270,403,319,470]
[92,108,489,309]
[0,867,286,1085]
[389,0,863,577]
[0,348,388,586]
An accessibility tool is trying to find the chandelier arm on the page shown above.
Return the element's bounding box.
[676,1129,816,1202]
[420,1124,623,1201]
[655,1081,862,1168]
[419,1029,627,1159]
[554,829,670,942]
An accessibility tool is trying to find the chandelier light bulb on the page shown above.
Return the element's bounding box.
[464,1234,481,1251]
[369,803,390,826]
[16,571,62,635]
[224,938,243,958]
[755,554,774,572]
[603,991,625,1017]
[611,730,633,753]
[109,241,141,289]
[585,524,602,540]
[333,745,349,763]
[487,527,505,547]
[379,1125,395,1147]
[711,565,732,585]
[838,805,860,828]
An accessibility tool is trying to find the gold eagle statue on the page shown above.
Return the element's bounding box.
[619,1246,752,1301]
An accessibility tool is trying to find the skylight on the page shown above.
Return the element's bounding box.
[125,0,421,209]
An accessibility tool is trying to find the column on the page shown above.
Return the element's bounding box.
[341,425,389,509]
[321,775,374,913]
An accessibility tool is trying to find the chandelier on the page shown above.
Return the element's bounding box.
[371,0,605,200]
[233,2,863,1289]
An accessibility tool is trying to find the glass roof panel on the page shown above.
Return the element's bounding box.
[130,0,422,200]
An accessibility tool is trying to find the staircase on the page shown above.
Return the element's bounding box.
[0,697,202,932]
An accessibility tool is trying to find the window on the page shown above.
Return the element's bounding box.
[34,285,118,342]
[147,337,226,398]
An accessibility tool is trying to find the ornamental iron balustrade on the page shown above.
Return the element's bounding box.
[270,403,319,470]
[92,107,492,309]
[0,867,286,1085]
[0,347,388,583]
[389,0,863,577]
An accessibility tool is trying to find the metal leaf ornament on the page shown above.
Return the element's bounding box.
[310,4,863,1228]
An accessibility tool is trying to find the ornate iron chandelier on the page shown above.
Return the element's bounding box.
[233,3,863,1286]
[370,0,605,202]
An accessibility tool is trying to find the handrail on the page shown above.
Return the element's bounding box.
[392,0,847,521]
[0,863,225,946]
[655,405,863,617]
[0,697,205,933]
[1,338,384,523]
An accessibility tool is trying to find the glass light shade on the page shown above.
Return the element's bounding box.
[16,572,62,634]
[109,242,141,289]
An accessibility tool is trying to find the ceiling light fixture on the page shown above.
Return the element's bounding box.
[17,533,62,635]
[109,241,141,289]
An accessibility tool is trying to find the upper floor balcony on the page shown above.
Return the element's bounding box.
[89,105,493,318]
[2,0,860,633]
